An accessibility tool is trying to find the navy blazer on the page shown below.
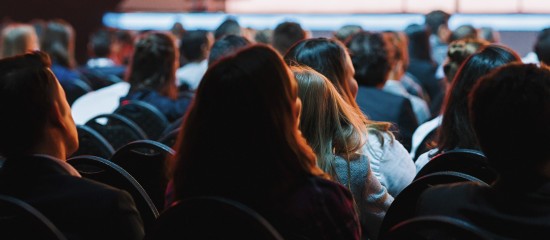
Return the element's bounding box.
[355,86,418,151]
[0,155,144,240]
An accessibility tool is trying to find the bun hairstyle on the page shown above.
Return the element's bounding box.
[443,38,489,83]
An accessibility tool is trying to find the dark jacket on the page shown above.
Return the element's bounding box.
[120,88,193,122]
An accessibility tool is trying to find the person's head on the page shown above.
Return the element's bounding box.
[172,45,324,200]
[404,23,433,61]
[214,18,242,40]
[87,28,113,59]
[207,34,250,66]
[449,24,478,42]
[0,51,78,159]
[40,19,76,68]
[292,65,366,177]
[272,21,306,55]
[170,22,186,40]
[469,63,550,181]
[437,44,521,154]
[534,28,550,66]
[127,31,179,99]
[112,29,135,65]
[333,24,363,43]
[254,29,273,44]
[284,38,358,109]
[424,10,451,43]
[0,23,39,58]
[179,30,213,63]
[382,31,410,77]
[478,26,500,43]
[443,38,489,84]
[346,31,390,87]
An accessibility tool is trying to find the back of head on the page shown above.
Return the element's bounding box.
[404,24,432,61]
[127,31,178,99]
[438,44,521,153]
[292,65,366,176]
[347,31,390,87]
[284,38,356,108]
[0,51,58,157]
[0,23,39,58]
[449,24,478,42]
[334,24,363,43]
[424,10,451,36]
[214,18,242,40]
[40,19,75,68]
[272,21,306,55]
[112,29,135,65]
[478,27,500,43]
[88,28,113,58]
[443,38,490,83]
[208,35,250,66]
[534,28,550,66]
[180,30,211,62]
[173,45,321,201]
[469,63,550,180]
[383,31,409,71]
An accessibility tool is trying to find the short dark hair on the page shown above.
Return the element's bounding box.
[469,63,550,179]
[424,10,451,35]
[89,29,112,58]
[207,35,250,66]
[0,51,58,157]
[534,28,550,66]
[272,21,306,55]
[449,24,478,42]
[214,18,241,40]
[346,31,390,86]
[180,30,210,62]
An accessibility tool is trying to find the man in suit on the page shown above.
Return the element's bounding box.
[347,31,418,151]
[0,51,144,239]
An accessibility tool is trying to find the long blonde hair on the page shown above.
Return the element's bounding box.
[293,65,366,180]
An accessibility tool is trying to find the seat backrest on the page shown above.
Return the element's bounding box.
[0,194,67,240]
[71,125,115,159]
[161,116,183,138]
[157,128,180,149]
[412,127,437,162]
[378,171,489,240]
[386,215,492,240]
[415,148,498,185]
[67,155,159,231]
[144,196,284,240]
[85,113,147,151]
[114,100,170,140]
[63,78,93,106]
[110,140,175,212]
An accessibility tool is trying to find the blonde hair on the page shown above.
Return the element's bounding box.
[0,24,39,58]
[293,65,367,180]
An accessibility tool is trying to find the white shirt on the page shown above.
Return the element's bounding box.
[175,60,208,90]
[71,82,130,125]
[410,115,442,160]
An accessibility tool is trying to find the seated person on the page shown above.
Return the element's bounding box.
[415,63,550,238]
[176,30,212,91]
[0,51,144,239]
[120,31,193,122]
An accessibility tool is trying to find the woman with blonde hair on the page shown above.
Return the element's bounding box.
[0,23,39,58]
[285,38,415,199]
[292,65,392,240]
[166,45,360,239]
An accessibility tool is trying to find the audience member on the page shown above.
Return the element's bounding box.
[449,24,478,42]
[478,26,500,43]
[0,23,39,58]
[382,31,431,125]
[254,28,273,44]
[176,30,213,91]
[112,29,136,66]
[214,17,242,40]
[292,65,392,240]
[346,31,418,151]
[285,38,415,198]
[405,23,443,116]
[415,63,550,239]
[208,34,250,66]
[85,28,116,68]
[410,38,489,161]
[534,27,550,66]
[41,19,85,87]
[272,21,306,55]
[120,31,192,122]
[415,44,521,171]
[0,51,144,239]
[167,45,361,239]
[333,24,363,43]
[424,10,451,66]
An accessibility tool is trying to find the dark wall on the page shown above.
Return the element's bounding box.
[1,0,122,65]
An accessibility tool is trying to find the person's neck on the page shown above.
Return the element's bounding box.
[31,130,69,161]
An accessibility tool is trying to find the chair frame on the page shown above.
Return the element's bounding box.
[386,215,492,240]
[114,100,170,140]
[72,125,115,159]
